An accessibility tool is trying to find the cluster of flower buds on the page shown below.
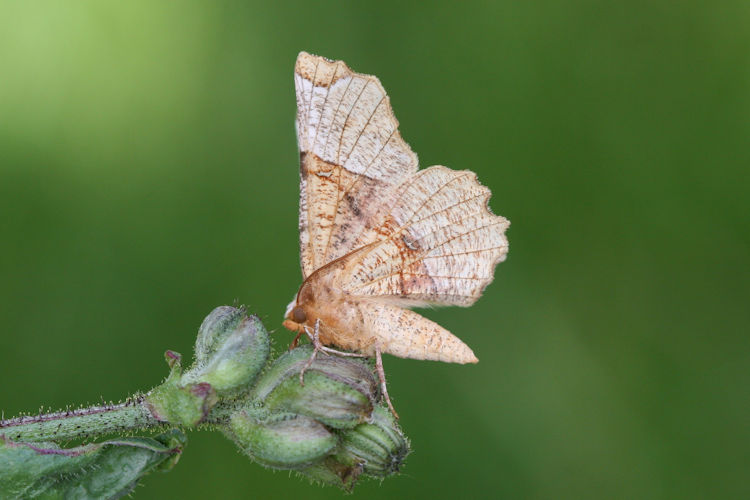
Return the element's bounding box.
[144,306,409,490]
[227,345,409,488]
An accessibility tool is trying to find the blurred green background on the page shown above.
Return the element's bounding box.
[1,1,748,498]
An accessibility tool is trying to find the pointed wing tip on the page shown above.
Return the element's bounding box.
[454,347,479,364]
[295,51,316,76]
[295,50,314,66]
[295,52,353,86]
[447,336,479,364]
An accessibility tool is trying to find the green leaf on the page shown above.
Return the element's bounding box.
[0,429,186,499]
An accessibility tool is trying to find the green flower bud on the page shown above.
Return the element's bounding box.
[251,345,377,429]
[339,405,409,477]
[296,406,409,489]
[228,410,336,469]
[183,307,270,396]
[194,306,244,361]
[145,351,219,427]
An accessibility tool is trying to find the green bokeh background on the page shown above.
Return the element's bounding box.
[1,2,748,499]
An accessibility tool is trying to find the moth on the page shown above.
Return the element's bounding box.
[283,52,510,416]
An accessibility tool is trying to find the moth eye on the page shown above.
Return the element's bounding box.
[292,306,307,323]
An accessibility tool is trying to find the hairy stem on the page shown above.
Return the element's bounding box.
[0,396,164,443]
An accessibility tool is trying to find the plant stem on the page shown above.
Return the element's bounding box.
[0,396,164,443]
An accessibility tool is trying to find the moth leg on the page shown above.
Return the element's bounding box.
[289,329,304,350]
[298,319,370,384]
[299,319,323,386]
[319,345,367,358]
[375,344,399,419]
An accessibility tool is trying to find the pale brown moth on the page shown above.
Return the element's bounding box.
[283,52,510,417]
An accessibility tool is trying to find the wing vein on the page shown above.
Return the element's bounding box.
[321,74,355,157]
[311,62,341,154]
[421,245,508,259]
[392,273,491,280]
[306,60,320,149]
[340,95,387,167]
[335,80,371,166]
[302,60,321,271]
